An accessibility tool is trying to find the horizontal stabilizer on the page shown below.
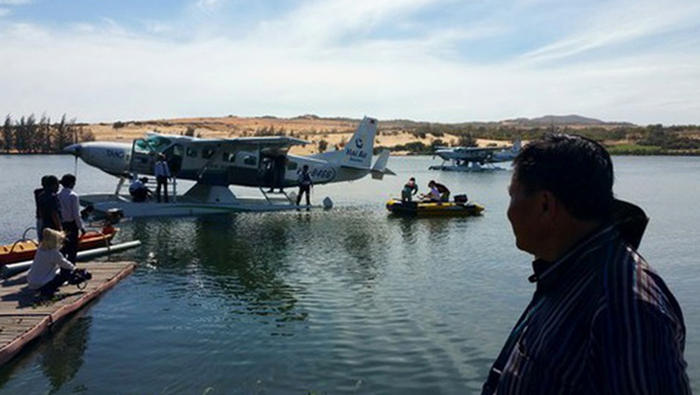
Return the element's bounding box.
[370,149,395,180]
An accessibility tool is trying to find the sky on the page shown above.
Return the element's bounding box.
[1,0,699,125]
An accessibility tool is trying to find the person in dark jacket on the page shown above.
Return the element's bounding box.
[482,134,690,395]
[296,164,313,208]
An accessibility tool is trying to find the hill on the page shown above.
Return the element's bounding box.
[85,114,638,155]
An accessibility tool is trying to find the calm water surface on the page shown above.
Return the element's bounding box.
[0,155,698,394]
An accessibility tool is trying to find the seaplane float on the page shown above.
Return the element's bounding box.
[429,139,521,172]
[64,117,394,218]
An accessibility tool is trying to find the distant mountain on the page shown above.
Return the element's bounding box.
[503,115,634,127]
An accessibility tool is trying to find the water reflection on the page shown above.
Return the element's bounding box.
[42,315,91,394]
[124,215,307,327]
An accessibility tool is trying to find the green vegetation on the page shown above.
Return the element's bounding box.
[2,114,95,154]
[384,122,700,156]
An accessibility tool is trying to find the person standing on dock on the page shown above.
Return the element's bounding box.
[296,164,313,208]
[154,153,171,203]
[482,134,690,395]
[36,175,62,235]
[34,175,51,241]
[58,174,85,264]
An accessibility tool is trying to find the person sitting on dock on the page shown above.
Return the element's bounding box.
[129,176,152,202]
[27,228,76,299]
[401,177,419,202]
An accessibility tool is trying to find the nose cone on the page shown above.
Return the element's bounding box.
[63,143,82,156]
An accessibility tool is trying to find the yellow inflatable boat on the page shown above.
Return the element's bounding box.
[385,199,485,217]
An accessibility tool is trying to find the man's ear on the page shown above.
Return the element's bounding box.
[539,190,559,221]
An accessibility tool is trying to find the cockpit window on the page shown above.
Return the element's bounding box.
[134,139,151,154]
[145,135,172,152]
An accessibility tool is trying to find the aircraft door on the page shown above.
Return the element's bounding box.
[163,144,184,175]
[259,155,274,188]
[129,138,156,175]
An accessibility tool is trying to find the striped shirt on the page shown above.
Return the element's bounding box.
[482,214,690,394]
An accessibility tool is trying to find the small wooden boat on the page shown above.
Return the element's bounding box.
[0,227,118,266]
[386,199,485,217]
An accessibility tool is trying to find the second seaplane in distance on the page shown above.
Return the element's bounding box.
[64,116,394,217]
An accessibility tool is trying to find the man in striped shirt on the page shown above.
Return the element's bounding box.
[482,134,690,394]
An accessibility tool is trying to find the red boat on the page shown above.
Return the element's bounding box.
[0,227,118,266]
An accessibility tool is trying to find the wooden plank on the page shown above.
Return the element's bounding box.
[0,261,135,366]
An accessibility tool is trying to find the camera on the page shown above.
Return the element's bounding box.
[68,268,93,286]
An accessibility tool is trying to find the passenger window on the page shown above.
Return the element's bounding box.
[202,146,215,159]
[186,147,198,157]
[223,152,236,163]
[287,162,298,171]
[243,155,257,166]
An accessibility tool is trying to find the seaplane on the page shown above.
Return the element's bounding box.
[63,116,393,217]
[428,139,522,172]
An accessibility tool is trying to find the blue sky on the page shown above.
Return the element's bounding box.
[1,0,699,125]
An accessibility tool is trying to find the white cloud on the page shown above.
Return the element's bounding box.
[0,8,9,17]
[255,0,446,47]
[195,0,226,13]
[0,0,698,125]
[0,0,33,4]
[521,0,700,64]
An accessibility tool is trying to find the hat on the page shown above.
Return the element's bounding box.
[610,199,648,249]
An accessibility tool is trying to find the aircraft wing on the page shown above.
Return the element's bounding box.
[434,145,512,162]
[187,136,311,149]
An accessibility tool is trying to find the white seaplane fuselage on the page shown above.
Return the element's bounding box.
[65,117,393,217]
[429,139,521,172]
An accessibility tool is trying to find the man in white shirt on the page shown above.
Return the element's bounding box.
[57,174,85,263]
[154,154,171,203]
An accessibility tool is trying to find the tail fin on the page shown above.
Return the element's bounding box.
[512,138,522,154]
[340,116,378,169]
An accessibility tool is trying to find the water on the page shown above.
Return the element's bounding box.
[0,155,698,394]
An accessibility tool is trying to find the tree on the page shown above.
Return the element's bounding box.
[15,116,28,152]
[2,115,12,153]
[53,114,73,152]
[456,133,477,147]
[318,139,328,152]
[36,114,52,153]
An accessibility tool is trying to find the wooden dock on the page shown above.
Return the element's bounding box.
[0,261,135,366]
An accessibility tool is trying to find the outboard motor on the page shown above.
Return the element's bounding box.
[105,208,124,225]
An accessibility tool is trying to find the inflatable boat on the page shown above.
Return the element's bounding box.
[0,226,118,266]
[386,199,485,217]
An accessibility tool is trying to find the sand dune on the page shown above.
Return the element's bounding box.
[87,116,513,155]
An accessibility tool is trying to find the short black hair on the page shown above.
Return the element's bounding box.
[512,134,614,221]
[42,175,59,188]
[60,174,76,187]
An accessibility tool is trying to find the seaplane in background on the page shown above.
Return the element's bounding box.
[64,116,394,217]
[429,139,522,172]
